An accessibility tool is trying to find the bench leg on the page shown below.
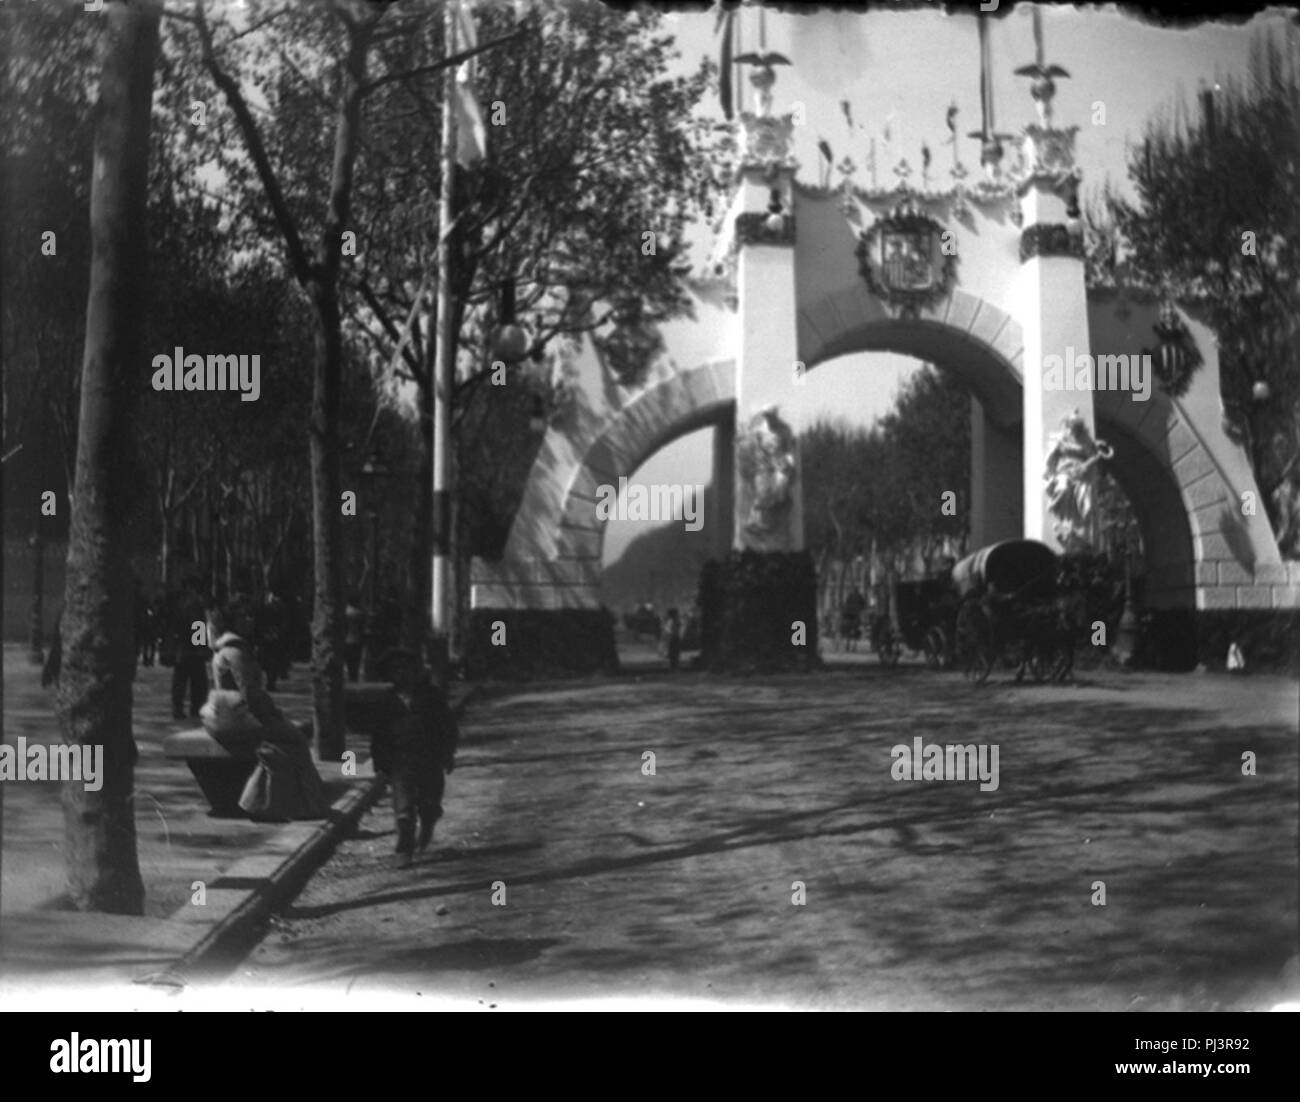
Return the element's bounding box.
[188,760,258,817]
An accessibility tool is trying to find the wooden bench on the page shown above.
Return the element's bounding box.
[162,729,260,817]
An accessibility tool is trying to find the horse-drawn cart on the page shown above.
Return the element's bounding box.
[869,575,962,669]
[951,539,1075,685]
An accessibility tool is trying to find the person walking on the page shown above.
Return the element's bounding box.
[841,588,866,653]
[134,580,157,667]
[371,649,458,867]
[41,608,63,689]
[664,607,683,672]
[255,592,289,691]
[344,595,365,682]
[170,578,209,720]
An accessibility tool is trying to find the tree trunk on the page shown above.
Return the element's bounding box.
[54,0,160,915]
[309,20,372,758]
[308,279,346,759]
[449,475,465,667]
[158,509,171,588]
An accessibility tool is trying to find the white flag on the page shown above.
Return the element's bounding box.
[453,0,487,167]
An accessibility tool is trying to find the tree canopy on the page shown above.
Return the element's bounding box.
[1087,30,1300,553]
[802,364,972,579]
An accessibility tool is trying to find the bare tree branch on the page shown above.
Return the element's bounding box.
[194,0,313,284]
[359,28,530,96]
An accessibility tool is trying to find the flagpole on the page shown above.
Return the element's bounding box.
[431,0,459,685]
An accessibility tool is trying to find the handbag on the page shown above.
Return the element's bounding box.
[239,743,292,821]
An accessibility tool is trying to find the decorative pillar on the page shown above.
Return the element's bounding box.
[1011,42,1095,549]
[699,60,818,672]
[729,76,802,553]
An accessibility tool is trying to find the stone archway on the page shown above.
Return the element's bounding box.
[1088,293,1295,612]
[798,287,1025,428]
[471,357,736,613]
[470,60,1296,675]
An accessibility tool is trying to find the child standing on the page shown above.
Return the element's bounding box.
[372,649,459,866]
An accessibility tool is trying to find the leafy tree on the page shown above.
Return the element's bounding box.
[1090,31,1300,553]
[801,365,972,630]
[876,365,971,569]
[349,1,723,655]
[161,0,515,747]
[0,0,100,504]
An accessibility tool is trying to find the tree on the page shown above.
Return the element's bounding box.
[801,365,973,625]
[0,1,100,507]
[169,0,523,751]
[876,365,971,571]
[350,2,722,653]
[1091,31,1300,552]
[53,0,162,915]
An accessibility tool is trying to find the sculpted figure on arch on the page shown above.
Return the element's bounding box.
[737,404,798,551]
[1043,410,1113,554]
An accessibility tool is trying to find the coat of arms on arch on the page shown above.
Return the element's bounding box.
[856,198,959,319]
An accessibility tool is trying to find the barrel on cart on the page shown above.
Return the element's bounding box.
[951,539,1074,685]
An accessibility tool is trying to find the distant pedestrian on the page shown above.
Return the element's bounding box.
[256,592,290,691]
[170,578,209,720]
[41,609,63,688]
[664,607,682,672]
[344,596,365,682]
[372,649,458,867]
[841,588,866,652]
[134,580,158,668]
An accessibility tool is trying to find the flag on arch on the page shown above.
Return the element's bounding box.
[453,0,487,167]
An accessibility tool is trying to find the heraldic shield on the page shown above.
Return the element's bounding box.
[856,198,958,319]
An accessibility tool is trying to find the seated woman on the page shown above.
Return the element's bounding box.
[201,607,327,822]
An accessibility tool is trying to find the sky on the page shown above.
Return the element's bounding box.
[601,2,1292,566]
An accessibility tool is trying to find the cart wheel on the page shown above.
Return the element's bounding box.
[1051,638,1075,682]
[956,604,992,685]
[923,626,947,671]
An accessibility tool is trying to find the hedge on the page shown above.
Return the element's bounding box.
[465,608,619,680]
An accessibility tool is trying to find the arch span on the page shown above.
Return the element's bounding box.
[472,297,1296,619]
[797,288,1025,429]
[471,358,735,611]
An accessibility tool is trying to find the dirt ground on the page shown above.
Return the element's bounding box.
[225,663,1299,1010]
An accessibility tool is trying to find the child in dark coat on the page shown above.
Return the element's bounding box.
[372,650,458,866]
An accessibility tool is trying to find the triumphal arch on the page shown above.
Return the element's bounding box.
[470,29,1293,674]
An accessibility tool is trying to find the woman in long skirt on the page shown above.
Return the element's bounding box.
[202,607,327,822]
